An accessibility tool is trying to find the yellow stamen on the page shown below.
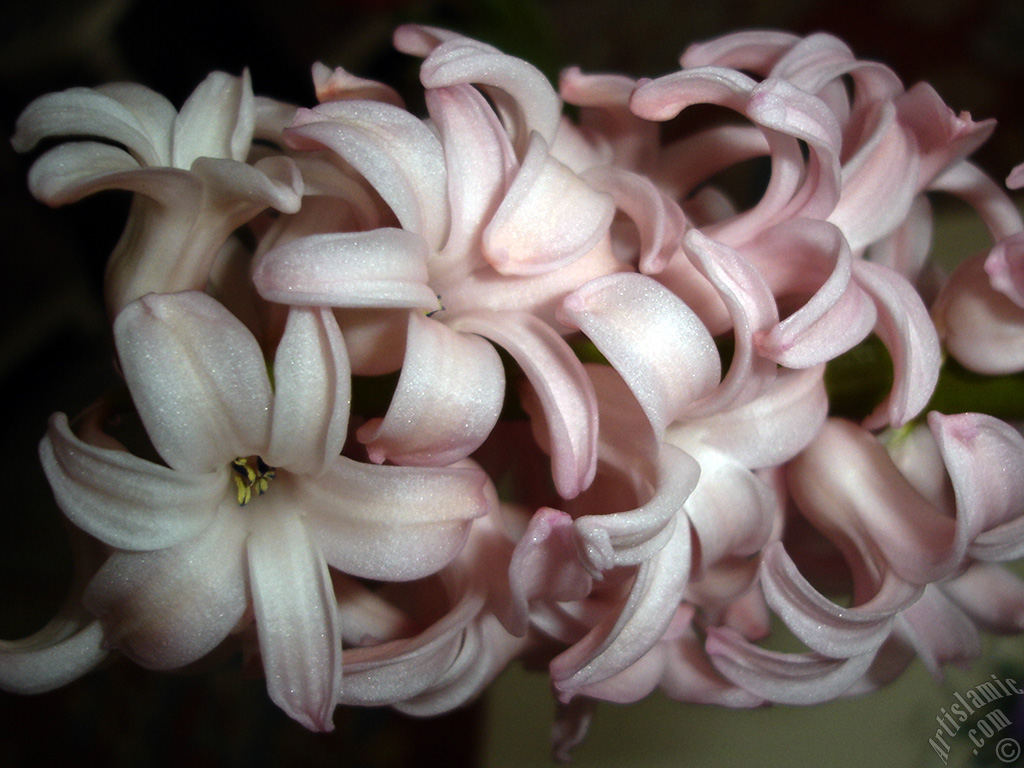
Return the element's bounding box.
[231,456,276,506]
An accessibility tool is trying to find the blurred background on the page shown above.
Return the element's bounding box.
[1,0,1023,765]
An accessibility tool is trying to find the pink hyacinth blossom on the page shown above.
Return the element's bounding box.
[25,292,494,730]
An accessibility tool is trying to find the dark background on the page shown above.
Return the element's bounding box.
[1,1,1022,765]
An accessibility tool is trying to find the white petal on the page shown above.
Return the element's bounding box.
[298,458,493,580]
[253,229,438,310]
[248,507,341,731]
[113,292,272,473]
[83,505,249,670]
[40,413,224,550]
[267,307,350,475]
[173,70,254,166]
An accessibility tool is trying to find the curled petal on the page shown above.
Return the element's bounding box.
[297,458,493,581]
[357,313,504,466]
[852,260,941,428]
[450,311,598,499]
[574,444,700,572]
[934,253,1024,375]
[682,230,778,414]
[253,228,439,310]
[40,413,223,550]
[427,84,517,267]
[682,447,776,570]
[13,86,170,165]
[113,292,272,474]
[755,220,876,368]
[760,542,921,657]
[984,232,1024,309]
[0,621,106,695]
[339,586,485,706]
[420,37,561,151]
[931,412,1024,562]
[670,365,827,469]
[942,563,1024,634]
[267,307,350,475]
[249,508,341,732]
[26,141,141,205]
[681,30,801,72]
[894,586,981,676]
[483,131,615,276]
[705,627,875,704]
[288,101,449,250]
[559,273,720,436]
[311,62,404,107]
[508,508,593,637]
[583,166,686,274]
[553,516,692,698]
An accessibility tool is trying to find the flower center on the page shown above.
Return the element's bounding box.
[231,455,276,506]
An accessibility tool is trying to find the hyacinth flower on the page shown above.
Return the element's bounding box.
[251,27,636,498]
[705,413,1024,704]
[12,71,303,316]
[2,291,495,730]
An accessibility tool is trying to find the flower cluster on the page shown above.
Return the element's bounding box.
[4,25,1024,757]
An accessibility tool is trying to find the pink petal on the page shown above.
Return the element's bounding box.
[705,627,875,704]
[680,30,801,72]
[553,516,692,698]
[682,230,779,414]
[449,311,598,499]
[39,413,223,550]
[942,563,1024,634]
[427,84,517,268]
[297,458,493,580]
[894,586,981,676]
[1008,162,1024,190]
[420,36,561,152]
[507,508,593,636]
[581,165,686,274]
[483,132,615,276]
[311,62,404,107]
[574,445,700,572]
[252,228,439,310]
[853,260,941,428]
[931,412,1024,562]
[559,273,720,436]
[83,505,249,670]
[113,292,273,473]
[759,542,921,657]
[358,313,503,466]
[669,365,827,469]
[680,447,776,569]
[287,101,449,250]
[984,232,1024,308]
[248,507,341,731]
[828,102,920,251]
[266,307,350,475]
[754,220,877,368]
[934,252,1024,375]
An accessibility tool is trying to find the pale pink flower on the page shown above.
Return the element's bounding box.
[707,413,1024,703]
[7,291,494,730]
[12,71,304,316]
